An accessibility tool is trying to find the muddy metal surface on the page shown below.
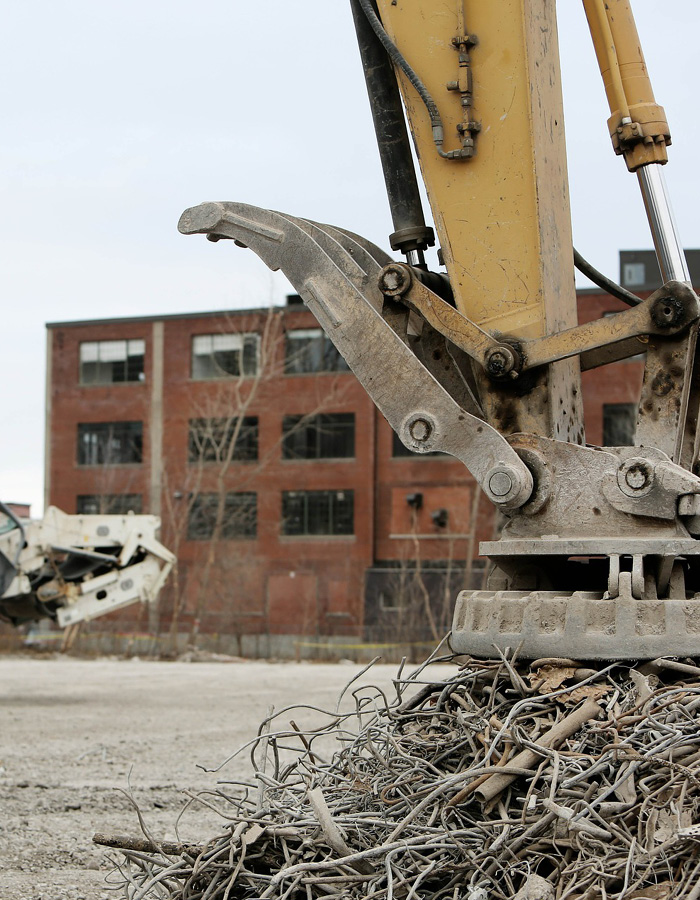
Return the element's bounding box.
[0,655,406,900]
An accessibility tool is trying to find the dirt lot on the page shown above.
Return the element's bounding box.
[0,654,419,900]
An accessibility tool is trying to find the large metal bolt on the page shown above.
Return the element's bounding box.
[624,462,652,491]
[617,457,656,499]
[409,418,432,442]
[488,470,514,497]
[651,295,684,329]
[378,263,413,297]
[485,462,534,509]
[485,344,520,380]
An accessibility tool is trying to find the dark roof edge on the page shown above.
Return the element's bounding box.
[48,288,615,329]
[46,305,291,329]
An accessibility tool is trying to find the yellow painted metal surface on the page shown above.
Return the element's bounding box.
[375,0,577,341]
[583,0,669,171]
[375,0,583,441]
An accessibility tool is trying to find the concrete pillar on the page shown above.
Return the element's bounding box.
[43,329,53,513]
[149,321,164,516]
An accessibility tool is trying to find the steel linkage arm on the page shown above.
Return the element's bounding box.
[379,262,700,378]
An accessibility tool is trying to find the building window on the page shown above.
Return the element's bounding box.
[187,492,257,540]
[188,417,259,463]
[282,414,355,459]
[282,490,354,536]
[391,432,445,458]
[285,328,349,374]
[379,589,404,611]
[76,494,143,515]
[191,333,259,379]
[77,422,143,466]
[622,262,646,288]
[79,340,145,385]
[603,403,636,446]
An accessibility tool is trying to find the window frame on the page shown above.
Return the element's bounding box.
[602,402,637,447]
[76,494,143,515]
[79,339,145,385]
[187,492,258,541]
[281,489,354,537]
[284,328,350,375]
[187,416,259,464]
[77,421,143,466]
[191,332,260,380]
[282,413,355,460]
[622,262,646,288]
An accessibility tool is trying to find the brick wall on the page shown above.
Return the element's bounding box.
[45,289,643,648]
[578,290,645,445]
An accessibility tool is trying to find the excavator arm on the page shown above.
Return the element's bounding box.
[180,0,700,660]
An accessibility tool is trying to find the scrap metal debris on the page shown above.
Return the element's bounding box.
[96,648,700,899]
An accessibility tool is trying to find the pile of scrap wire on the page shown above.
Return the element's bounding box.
[97,647,700,900]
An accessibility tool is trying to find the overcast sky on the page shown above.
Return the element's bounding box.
[2,1,699,515]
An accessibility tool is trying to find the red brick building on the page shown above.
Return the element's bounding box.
[44,252,689,656]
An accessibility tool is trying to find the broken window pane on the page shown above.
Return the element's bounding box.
[191,333,259,379]
[77,422,143,465]
[80,339,145,384]
[284,328,349,374]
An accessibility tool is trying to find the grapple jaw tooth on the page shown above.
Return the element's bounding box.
[178,202,289,271]
[178,202,228,237]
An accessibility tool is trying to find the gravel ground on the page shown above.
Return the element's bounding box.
[0,654,411,900]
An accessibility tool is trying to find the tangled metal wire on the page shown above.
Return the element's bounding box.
[96,647,700,900]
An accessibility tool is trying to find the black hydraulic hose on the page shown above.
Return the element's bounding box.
[349,0,433,253]
[574,248,642,307]
[354,0,640,308]
[356,0,452,159]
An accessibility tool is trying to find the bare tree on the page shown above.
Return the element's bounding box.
[365,486,484,655]
[159,307,353,652]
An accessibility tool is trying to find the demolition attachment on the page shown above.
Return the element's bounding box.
[181,0,700,660]
[0,505,175,628]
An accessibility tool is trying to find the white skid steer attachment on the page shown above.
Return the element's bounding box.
[0,504,175,628]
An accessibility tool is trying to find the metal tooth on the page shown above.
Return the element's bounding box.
[307,221,393,270]
[304,220,414,344]
[282,217,414,343]
[279,215,368,279]
[277,214,385,314]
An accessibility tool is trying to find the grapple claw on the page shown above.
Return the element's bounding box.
[179,201,533,511]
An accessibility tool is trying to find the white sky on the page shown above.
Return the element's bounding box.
[2,1,698,515]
